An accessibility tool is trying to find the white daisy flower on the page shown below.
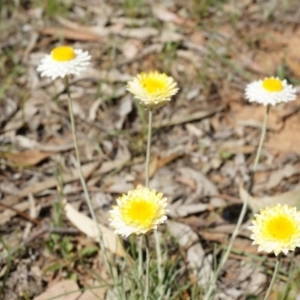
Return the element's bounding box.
[109,186,168,237]
[127,71,179,108]
[249,204,300,256]
[37,46,90,80]
[245,77,296,106]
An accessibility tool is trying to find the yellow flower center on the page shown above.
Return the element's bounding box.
[262,78,283,92]
[120,198,158,228]
[264,215,297,241]
[141,76,168,95]
[51,46,76,62]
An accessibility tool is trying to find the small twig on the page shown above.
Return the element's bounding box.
[79,116,107,131]
[278,105,300,123]
[129,105,225,134]
[0,201,41,226]
[46,226,80,234]
[212,193,241,204]
[1,161,101,209]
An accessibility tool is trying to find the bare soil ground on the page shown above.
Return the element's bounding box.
[1,0,300,299]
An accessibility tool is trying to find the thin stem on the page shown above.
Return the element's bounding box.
[145,109,164,287]
[130,237,143,294]
[64,76,114,281]
[144,235,150,300]
[281,252,294,300]
[155,230,163,290]
[203,104,270,300]
[264,253,282,300]
[138,237,143,278]
[65,76,100,240]
[140,108,152,296]
[248,104,270,194]
[145,109,153,188]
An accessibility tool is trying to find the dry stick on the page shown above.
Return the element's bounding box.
[203,104,270,300]
[264,253,282,300]
[129,105,225,134]
[1,161,101,208]
[0,202,41,226]
[64,76,117,290]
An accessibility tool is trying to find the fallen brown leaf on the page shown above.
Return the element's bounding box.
[142,152,183,179]
[239,184,300,212]
[3,149,52,166]
[132,105,225,134]
[121,39,143,59]
[151,4,195,28]
[78,285,107,300]
[2,161,101,208]
[118,27,158,39]
[64,202,128,258]
[266,110,300,153]
[55,16,104,38]
[167,220,213,286]
[37,27,102,42]
[34,280,81,300]
[152,4,185,24]
[286,56,300,78]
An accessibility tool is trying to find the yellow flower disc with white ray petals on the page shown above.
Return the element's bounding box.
[262,78,284,92]
[51,46,76,62]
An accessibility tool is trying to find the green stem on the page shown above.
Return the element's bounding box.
[203,104,270,300]
[138,237,143,278]
[145,109,153,188]
[281,252,294,300]
[144,235,150,300]
[65,76,100,239]
[140,108,152,291]
[155,230,163,291]
[264,253,282,300]
[145,109,163,287]
[248,104,270,194]
[64,76,114,281]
